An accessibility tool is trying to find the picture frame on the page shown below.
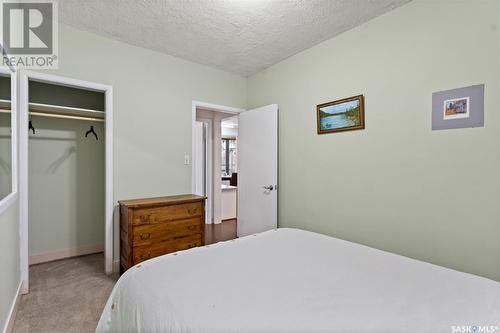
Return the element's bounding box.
[317,95,365,134]
[443,96,470,120]
[432,84,484,131]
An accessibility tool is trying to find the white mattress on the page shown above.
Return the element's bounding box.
[97,228,500,332]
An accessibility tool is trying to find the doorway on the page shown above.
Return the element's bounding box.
[193,103,240,243]
[191,101,278,242]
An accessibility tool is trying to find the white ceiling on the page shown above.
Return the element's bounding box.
[58,0,410,76]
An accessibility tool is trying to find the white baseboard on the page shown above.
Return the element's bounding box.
[112,259,120,274]
[29,244,104,265]
[2,281,21,333]
[20,281,28,296]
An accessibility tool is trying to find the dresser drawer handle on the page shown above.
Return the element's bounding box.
[139,214,152,223]
[140,252,151,260]
[140,233,151,240]
[187,225,196,231]
[187,208,198,215]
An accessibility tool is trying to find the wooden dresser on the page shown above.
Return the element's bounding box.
[119,194,206,273]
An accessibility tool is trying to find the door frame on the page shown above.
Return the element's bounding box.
[19,71,113,294]
[194,117,213,224]
[0,67,19,215]
[191,101,245,224]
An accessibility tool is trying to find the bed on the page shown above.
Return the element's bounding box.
[97,228,500,332]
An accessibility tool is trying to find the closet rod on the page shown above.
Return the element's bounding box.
[0,108,105,122]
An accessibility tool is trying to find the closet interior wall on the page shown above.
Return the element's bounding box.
[28,81,105,264]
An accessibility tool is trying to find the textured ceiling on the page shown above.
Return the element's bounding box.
[58,0,410,76]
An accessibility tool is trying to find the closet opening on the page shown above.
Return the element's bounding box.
[27,80,105,267]
[19,72,113,294]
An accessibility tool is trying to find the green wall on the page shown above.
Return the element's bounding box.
[248,0,500,281]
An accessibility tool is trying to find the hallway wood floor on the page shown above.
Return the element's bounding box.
[204,219,237,245]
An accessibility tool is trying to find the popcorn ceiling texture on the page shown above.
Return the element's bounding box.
[58,0,410,76]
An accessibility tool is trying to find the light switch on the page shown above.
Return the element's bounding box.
[184,154,190,165]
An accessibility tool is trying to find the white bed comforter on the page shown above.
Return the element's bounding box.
[97,228,500,332]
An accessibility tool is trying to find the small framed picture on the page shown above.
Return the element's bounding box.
[317,95,365,134]
[432,84,484,131]
[443,97,470,120]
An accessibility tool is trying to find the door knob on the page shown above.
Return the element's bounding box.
[263,185,274,190]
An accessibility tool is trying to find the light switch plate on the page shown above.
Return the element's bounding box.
[184,154,190,165]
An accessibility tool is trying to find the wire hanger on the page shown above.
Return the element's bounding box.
[85,125,98,140]
[28,116,35,134]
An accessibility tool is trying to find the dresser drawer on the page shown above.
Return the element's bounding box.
[133,234,202,264]
[132,218,201,247]
[132,202,202,225]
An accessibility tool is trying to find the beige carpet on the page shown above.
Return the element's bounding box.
[13,253,118,333]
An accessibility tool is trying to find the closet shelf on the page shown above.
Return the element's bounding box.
[29,102,105,119]
[0,99,105,122]
[0,99,10,109]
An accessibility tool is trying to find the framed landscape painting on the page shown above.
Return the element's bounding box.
[317,95,365,134]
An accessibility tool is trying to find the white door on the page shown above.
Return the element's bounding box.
[238,104,278,237]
